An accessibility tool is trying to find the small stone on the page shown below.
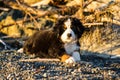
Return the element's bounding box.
[43,73,47,77]
[7,74,12,79]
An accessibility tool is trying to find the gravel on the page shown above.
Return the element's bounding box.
[0,50,120,80]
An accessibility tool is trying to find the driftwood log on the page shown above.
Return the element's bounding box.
[3,0,48,16]
[19,58,60,62]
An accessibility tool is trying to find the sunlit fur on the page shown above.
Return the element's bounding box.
[23,16,85,63]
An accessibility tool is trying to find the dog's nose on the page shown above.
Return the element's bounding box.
[67,33,72,37]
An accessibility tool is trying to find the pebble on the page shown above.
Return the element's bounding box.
[43,73,48,77]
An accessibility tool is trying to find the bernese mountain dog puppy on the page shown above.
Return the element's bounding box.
[23,16,85,63]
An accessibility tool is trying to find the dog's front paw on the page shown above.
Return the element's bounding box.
[65,51,81,63]
[65,57,75,63]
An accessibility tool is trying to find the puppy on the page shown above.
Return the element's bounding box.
[23,17,85,63]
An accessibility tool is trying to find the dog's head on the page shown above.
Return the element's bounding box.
[53,17,85,43]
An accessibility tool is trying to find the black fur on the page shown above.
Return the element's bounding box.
[23,17,85,59]
[23,30,64,58]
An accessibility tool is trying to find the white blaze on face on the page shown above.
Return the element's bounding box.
[64,18,71,28]
[61,18,76,43]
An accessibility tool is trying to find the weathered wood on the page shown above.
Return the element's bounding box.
[0,16,40,30]
[83,0,93,8]
[3,0,48,16]
[0,7,9,11]
[95,0,115,11]
[84,22,103,26]
[19,58,60,62]
[30,0,51,7]
[74,0,84,19]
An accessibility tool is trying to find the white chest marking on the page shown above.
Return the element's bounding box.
[64,42,81,63]
[64,42,79,55]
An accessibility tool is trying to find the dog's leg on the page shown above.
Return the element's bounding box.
[60,53,71,62]
[65,51,81,63]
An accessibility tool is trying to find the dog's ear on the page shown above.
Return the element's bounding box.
[52,24,59,32]
[52,17,66,32]
[52,20,62,38]
[72,18,85,38]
